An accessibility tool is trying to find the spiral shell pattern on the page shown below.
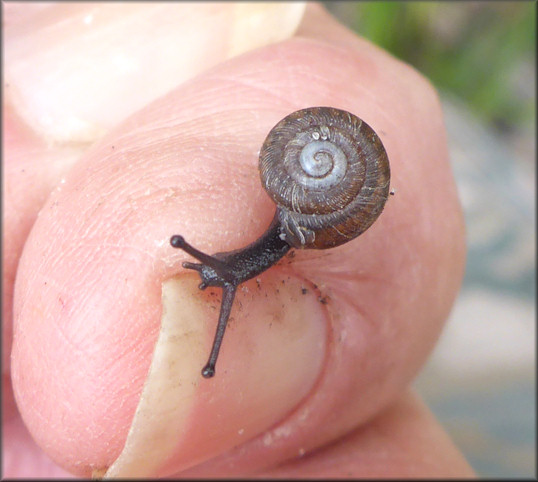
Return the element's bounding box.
[259,107,390,249]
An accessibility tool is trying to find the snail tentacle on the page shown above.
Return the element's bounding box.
[201,283,237,378]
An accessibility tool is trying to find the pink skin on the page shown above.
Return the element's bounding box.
[6,4,472,478]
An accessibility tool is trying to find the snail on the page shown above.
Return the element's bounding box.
[170,107,391,378]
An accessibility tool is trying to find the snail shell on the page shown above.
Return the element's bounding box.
[259,106,391,249]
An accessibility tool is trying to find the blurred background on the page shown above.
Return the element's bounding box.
[324,1,536,477]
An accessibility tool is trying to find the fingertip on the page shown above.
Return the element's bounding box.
[104,274,327,477]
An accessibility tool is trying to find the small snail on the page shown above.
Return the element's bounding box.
[170,107,390,378]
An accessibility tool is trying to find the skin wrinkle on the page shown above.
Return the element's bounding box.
[274,39,381,97]
[45,307,88,360]
[28,245,153,358]
[134,40,394,145]
[328,287,376,330]
[285,236,405,282]
[129,91,264,138]
[48,145,252,252]
[198,39,386,118]
[327,393,464,477]
[94,342,150,394]
[74,242,158,268]
[204,73,300,109]
[305,265,401,286]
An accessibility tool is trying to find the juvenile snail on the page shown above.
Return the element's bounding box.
[170,107,390,378]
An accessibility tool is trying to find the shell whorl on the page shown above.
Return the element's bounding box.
[259,107,390,249]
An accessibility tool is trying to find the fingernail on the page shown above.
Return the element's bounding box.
[105,272,326,478]
[228,3,305,56]
[4,3,304,144]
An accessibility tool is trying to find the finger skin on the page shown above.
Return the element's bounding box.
[3,404,72,479]
[258,391,475,478]
[11,5,465,478]
[2,102,80,373]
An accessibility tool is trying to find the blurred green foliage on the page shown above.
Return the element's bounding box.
[325,2,535,133]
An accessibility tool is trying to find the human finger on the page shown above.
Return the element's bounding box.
[11,5,465,479]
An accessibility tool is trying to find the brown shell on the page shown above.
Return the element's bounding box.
[259,107,390,249]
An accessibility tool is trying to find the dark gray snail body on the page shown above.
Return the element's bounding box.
[170,107,390,378]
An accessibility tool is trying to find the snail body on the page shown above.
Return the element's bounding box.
[170,107,390,377]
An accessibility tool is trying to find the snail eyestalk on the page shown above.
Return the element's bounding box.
[170,235,228,273]
[201,284,236,378]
